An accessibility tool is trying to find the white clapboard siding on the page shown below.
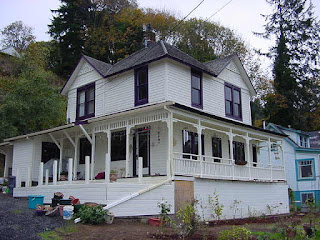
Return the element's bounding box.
[12,140,34,182]
[194,179,289,220]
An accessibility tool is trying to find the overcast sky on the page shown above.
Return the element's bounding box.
[0,0,319,61]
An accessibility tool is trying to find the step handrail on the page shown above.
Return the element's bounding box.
[103,177,173,210]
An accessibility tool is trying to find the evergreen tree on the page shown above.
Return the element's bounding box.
[258,0,320,130]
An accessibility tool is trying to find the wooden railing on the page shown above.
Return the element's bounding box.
[173,153,285,181]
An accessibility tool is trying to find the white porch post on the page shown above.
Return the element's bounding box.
[125,125,132,177]
[58,139,64,180]
[45,169,49,185]
[2,152,8,178]
[16,168,21,188]
[280,141,286,180]
[138,157,143,183]
[73,137,79,180]
[107,129,111,178]
[197,120,203,177]
[53,160,58,185]
[166,111,174,177]
[245,133,251,180]
[85,156,90,184]
[91,132,96,180]
[68,158,73,184]
[229,129,234,180]
[38,162,44,186]
[105,153,110,183]
[268,138,273,181]
[26,167,31,187]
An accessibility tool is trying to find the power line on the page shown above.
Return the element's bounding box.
[169,0,205,33]
[205,0,233,22]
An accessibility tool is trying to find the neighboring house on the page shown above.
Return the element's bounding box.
[265,123,320,208]
[2,41,289,219]
[0,46,21,58]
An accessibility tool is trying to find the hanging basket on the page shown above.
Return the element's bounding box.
[235,161,247,166]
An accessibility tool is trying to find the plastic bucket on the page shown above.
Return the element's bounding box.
[28,195,45,209]
[63,206,74,220]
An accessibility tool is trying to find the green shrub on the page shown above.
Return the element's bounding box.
[218,226,252,240]
[74,205,107,225]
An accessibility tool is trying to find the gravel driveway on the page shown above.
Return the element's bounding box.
[0,193,67,240]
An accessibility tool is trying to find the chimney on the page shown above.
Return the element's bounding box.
[143,24,156,48]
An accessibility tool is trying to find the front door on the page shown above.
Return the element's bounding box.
[133,127,150,176]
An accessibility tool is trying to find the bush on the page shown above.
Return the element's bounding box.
[218,226,252,240]
[74,205,107,225]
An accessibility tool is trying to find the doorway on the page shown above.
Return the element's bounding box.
[133,127,150,176]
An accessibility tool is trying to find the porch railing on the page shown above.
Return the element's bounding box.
[173,153,285,181]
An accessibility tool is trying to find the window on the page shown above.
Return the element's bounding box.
[135,66,148,106]
[301,192,314,206]
[41,142,60,164]
[111,131,126,161]
[252,144,258,167]
[77,83,95,120]
[182,130,204,159]
[297,159,314,180]
[191,70,202,108]
[79,138,92,164]
[225,83,242,120]
[228,141,246,164]
[300,136,309,148]
[212,137,222,162]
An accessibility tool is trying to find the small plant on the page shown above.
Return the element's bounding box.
[247,206,259,220]
[74,205,107,225]
[266,204,279,215]
[218,226,252,240]
[231,200,241,219]
[208,190,224,220]
[157,200,171,223]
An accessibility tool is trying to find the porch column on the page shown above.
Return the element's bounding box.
[126,125,132,177]
[105,153,110,183]
[166,112,174,177]
[138,157,143,183]
[91,132,96,180]
[197,120,203,177]
[53,160,58,185]
[107,129,111,178]
[45,169,49,185]
[58,139,64,180]
[245,134,251,180]
[26,167,31,187]
[228,129,234,180]
[85,156,90,184]
[268,138,273,181]
[68,158,73,184]
[38,162,44,186]
[73,137,79,180]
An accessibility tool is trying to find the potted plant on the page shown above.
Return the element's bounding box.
[60,171,68,181]
[110,170,118,182]
[235,161,247,166]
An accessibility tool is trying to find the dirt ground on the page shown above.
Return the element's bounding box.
[59,218,280,240]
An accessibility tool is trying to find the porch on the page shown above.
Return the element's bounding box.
[10,103,285,190]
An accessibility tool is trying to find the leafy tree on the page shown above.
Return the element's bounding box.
[0,21,36,53]
[258,0,320,130]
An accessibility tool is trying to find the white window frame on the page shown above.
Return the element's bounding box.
[298,160,314,179]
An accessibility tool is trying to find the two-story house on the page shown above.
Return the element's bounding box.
[265,123,320,208]
[2,41,289,219]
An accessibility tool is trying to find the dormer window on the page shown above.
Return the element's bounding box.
[299,136,309,148]
[225,83,242,121]
[191,70,202,108]
[76,83,95,120]
[135,66,148,106]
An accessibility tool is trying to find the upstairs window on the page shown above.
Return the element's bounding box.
[299,136,309,148]
[297,159,314,180]
[225,83,242,121]
[135,66,148,106]
[191,70,202,108]
[77,83,95,120]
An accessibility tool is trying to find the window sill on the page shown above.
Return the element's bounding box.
[225,114,243,122]
[191,104,203,109]
[297,178,316,181]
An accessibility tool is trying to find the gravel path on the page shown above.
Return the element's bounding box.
[0,193,67,240]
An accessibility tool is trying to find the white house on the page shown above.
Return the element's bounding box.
[264,124,320,208]
[1,41,289,219]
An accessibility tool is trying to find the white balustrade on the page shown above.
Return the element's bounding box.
[38,162,44,186]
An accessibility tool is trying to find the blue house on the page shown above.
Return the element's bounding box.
[267,123,320,207]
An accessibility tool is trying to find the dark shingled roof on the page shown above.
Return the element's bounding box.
[84,41,220,78]
[83,55,112,76]
[308,131,320,149]
[203,54,237,75]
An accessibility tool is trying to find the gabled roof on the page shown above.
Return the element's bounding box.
[308,131,320,149]
[61,41,256,95]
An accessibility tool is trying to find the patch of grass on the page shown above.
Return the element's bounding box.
[39,224,77,240]
[11,209,22,214]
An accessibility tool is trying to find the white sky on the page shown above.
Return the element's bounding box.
[0,0,319,69]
